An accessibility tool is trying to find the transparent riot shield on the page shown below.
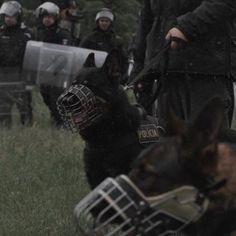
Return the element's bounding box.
[23,41,108,89]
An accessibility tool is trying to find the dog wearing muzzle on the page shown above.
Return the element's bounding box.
[74,97,236,236]
[57,50,162,190]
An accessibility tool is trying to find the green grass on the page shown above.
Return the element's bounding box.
[0,92,89,236]
[2,89,233,236]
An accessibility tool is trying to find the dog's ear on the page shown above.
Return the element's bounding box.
[83,53,96,67]
[102,49,121,86]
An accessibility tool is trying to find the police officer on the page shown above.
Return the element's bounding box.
[80,8,128,84]
[40,1,82,45]
[35,2,72,45]
[132,0,235,129]
[35,1,72,127]
[0,1,33,127]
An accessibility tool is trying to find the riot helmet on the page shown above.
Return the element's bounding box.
[35,2,60,19]
[95,8,114,22]
[0,1,22,17]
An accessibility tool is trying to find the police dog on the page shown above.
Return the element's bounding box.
[57,50,160,189]
[129,97,236,236]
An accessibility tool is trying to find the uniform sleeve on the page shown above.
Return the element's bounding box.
[115,36,129,81]
[79,34,95,49]
[25,28,35,41]
[79,36,90,48]
[20,28,34,68]
[120,48,129,83]
[134,0,154,65]
[176,0,236,40]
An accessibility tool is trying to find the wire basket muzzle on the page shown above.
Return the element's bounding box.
[74,175,208,236]
[57,84,104,132]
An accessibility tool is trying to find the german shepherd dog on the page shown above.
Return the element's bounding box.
[57,50,160,190]
[129,97,236,236]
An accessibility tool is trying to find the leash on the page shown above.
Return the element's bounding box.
[124,37,187,110]
[125,36,188,90]
[124,38,171,91]
[125,37,188,90]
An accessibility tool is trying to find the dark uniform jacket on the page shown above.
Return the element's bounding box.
[0,23,33,71]
[135,0,235,75]
[80,27,128,78]
[36,23,71,45]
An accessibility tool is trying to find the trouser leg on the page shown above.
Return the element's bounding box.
[49,86,64,127]
[0,93,13,127]
[157,73,233,129]
[16,91,33,125]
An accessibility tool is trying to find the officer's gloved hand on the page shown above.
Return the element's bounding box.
[134,104,147,119]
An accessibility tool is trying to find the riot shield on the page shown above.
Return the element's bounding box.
[23,40,108,89]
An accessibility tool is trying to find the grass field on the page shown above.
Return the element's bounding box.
[1,90,236,236]
[0,92,89,236]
